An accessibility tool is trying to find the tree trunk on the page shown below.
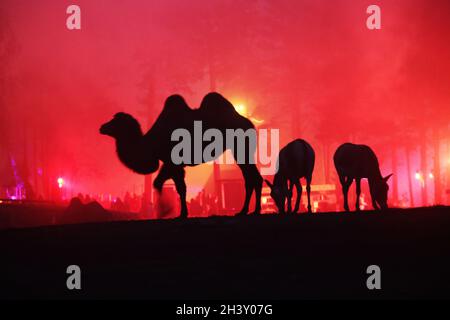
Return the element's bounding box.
[433,128,442,205]
[324,143,330,184]
[420,131,428,206]
[406,145,415,207]
[207,44,223,213]
[391,145,399,206]
[447,138,450,205]
[143,79,155,218]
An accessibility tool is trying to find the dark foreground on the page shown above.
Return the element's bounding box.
[1,206,450,299]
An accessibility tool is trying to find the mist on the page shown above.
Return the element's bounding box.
[1,0,449,208]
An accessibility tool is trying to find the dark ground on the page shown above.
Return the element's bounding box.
[1,206,450,300]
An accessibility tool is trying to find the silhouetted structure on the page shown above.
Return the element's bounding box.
[265,139,315,213]
[334,143,392,211]
[100,92,262,218]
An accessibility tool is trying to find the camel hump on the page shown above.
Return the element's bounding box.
[162,94,192,115]
[199,92,236,114]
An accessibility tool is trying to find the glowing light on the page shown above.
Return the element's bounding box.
[429,173,434,179]
[57,177,64,189]
[313,201,319,213]
[251,117,264,125]
[234,103,247,117]
[415,171,425,188]
[233,102,264,126]
[262,197,268,205]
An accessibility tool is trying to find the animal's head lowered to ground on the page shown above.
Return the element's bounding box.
[372,174,393,210]
[100,112,143,140]
[264,179,286,213]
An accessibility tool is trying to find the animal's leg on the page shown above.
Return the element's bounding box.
[171,166,188,219]
[370,190,380,210]
[355,178,362,211]
[293,180,302,213]
[236,164,262,216]
[287,180,294,213]
[153,163,171,193]
[338,174,346,211]
[306,177,312,213]
[237,164,251,215]
[251,164,263,215]
[341,176,353,212]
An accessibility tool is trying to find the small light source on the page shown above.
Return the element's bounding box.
[262,197,268,205]
[415,172,422,180]
[313,201,319,211]
[429,173,434,179]
[57,177,64,189]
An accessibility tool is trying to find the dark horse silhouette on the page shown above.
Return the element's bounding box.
[265,139,315,214]
[334,143,392,211]
[100,92,262,218]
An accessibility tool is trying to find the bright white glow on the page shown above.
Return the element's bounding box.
[429,173,434,179]
[234,103,247,116]
[233,101,264,125]
[57,177,64,188]
[415,172,422,180]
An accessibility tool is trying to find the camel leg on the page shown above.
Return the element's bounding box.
[236,164,262,216]
[306,176,312,213]
[154,164,188,218]
[153,163,172,193]
[355,178,362,211]
[293,180,302,213]
[171,166,188,219]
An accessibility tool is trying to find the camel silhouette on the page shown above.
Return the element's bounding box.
[100,92,263,218]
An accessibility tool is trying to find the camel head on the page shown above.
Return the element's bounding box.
[100,112,159,175]
[100,112,143,140]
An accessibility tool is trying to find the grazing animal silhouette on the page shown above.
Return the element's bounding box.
[265,139,315,213]
[100,92,263,218]
[333,143,392,211]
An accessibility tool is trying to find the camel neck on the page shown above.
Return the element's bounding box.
[115,135,158,174]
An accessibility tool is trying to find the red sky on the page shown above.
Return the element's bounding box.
[1,0,449,201]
